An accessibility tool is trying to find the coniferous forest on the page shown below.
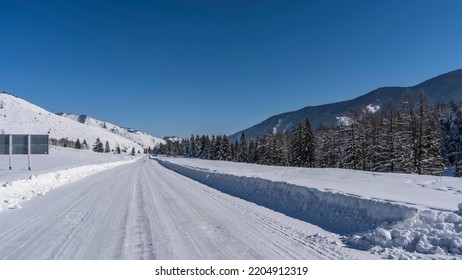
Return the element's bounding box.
[155,92,462,177]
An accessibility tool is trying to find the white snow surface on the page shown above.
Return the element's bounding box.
[336,116,353,126]
[272,118,284,134]
[1,143,461,259]
[0,93,159,152]
[366,104,380,113]
[0,146,139,211]
[157,157,462,259]
[165,136,183,142]
[0,156,375,260]
[59,113,165,148]
[336,104,380,126]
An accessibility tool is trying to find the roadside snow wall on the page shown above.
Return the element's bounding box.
[156,159,417,235]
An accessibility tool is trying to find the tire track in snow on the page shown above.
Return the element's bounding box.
[119,166,156,259]
[143,159,371,259]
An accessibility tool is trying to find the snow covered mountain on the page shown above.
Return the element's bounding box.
[0,93,163,152]
[57,113,165,149]
[229,69,462,141]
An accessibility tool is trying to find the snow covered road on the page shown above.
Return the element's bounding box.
[0,157,374,260]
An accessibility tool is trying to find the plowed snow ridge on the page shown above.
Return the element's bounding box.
[156,158,462,258]
[156,159,418,234]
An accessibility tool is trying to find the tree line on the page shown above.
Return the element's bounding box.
[50,137,147,156]
[155,91,462,177]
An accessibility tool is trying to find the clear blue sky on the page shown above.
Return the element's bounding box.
[1,0,462,137]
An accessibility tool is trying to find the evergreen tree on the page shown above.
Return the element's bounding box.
[415,91,444,175]
[237,132,249,163]
[209,135,218,160]
[92,138,104,153]
[356,108,371,171]
[437,100,462,174]
[116,145,121,154]
[203,135,211,159]
[230,140,236,161]
[194,135,210,159]
[301,118,316,167]
[366,112,382,172]
[165,140,172,156]
[378,101,397,172]
[289,123,303,166]
[194,135,202,157]
[75,139,82,149]
[188,135,196,157]
[316,124,338,168]
[455,157,462,177]
[180,139,189,156]
[82,139,89,150]
[232,140,239,161]
[288,119,314,167]
[171,140,180,156]
[131,147,136,156]
[340,110,359,170]
[256,134,268,165]
[280,131,292,166]
[219,135,231,161]
[248,139,257,163]
[268,131,285,166]
[394,92,417,173]
[104,141,111,153]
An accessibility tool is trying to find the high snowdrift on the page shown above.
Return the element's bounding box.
[156,159,418,234]
[156,158,462,212]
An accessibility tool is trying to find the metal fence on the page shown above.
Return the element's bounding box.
[0,134,49,170]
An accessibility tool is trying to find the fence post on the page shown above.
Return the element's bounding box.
[28,134,31,171]
[9,134,12,170]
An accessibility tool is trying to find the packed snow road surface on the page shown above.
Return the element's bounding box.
[0,157,373,260]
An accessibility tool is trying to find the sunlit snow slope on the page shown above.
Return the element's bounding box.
[58,113,164,149]
[0,93,162,152]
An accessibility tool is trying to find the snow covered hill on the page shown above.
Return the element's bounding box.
[0,93,162,152]
[57,113,165,149]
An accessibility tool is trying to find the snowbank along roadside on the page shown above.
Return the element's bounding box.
[0,157,139,211]
[156,158,462,259]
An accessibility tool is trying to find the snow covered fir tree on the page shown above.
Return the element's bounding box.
[92,138,104,153]
[104,140,111,153]
[155,92,462,177]
[74,139,82,149]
